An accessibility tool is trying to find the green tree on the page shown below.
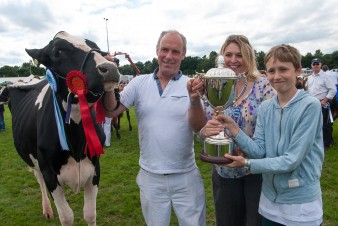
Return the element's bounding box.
[181,56,200,75]
[0,65,17,77]
[198,51,218,73]
[314,49,324,59]
[329,51,338,68]
[255,50,266,70]
[1,49,338,77]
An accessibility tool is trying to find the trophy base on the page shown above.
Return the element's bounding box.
[199,137,233,164]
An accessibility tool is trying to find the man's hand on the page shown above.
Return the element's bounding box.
[320,98,329,107]
[187,77,205,100]
[104,54,116,63]
[199,118,224,138]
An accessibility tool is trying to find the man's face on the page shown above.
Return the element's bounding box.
[312,62,321,73]
[156,33,185,78]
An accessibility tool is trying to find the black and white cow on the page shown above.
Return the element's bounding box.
[1,31,120,226]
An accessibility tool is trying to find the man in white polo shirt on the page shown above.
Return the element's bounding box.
[103,30,206,226]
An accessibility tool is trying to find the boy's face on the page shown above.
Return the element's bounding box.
[266,58,301,94]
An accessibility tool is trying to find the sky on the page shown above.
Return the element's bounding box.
[0,0,338,68]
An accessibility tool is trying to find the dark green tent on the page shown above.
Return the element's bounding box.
[0,81,14,86]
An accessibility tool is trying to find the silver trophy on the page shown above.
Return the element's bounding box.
[198,55,246,164]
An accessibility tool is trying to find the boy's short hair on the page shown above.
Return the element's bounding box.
[264,44,301,70]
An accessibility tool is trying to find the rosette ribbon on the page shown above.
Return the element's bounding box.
[66,70,104,158]
[94,99,105,124]
[46,69,70,151]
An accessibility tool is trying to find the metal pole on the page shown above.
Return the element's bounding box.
[29,60,32,75]
[104,18,109,53]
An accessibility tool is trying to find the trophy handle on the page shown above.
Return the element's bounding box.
[223,86,235,109]
[199,151,233,164]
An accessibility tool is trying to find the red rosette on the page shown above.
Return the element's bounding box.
[66,70,88,95]
[66,70,104,158]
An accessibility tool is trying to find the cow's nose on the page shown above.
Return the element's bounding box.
[97,62,120,83]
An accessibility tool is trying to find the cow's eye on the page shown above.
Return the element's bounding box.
[53,49,63,58]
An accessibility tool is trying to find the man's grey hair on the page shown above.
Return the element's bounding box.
[156,30,187,54]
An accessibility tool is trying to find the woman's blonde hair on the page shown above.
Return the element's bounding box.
[220,35,258,81]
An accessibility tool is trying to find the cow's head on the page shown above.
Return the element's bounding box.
[25,31,120,103]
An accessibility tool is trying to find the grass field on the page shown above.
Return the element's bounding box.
[0,105,337,226]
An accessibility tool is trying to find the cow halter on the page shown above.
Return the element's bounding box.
[45,48,108,157]
[79,48,108,72]
[51,48,107,98]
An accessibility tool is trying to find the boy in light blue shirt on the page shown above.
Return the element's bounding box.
[200,44,324,226]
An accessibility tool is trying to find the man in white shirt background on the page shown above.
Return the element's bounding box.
[307,58,336,149]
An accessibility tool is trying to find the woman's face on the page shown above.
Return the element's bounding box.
[222,42,246,75]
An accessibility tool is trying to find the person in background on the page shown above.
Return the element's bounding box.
[322,64,338,145]
[0,92,5,131]
[102,87,121,147]
[307,58,336,150]
[102,118,112,147]
[102,58,120,147]
[196,35,275,226]
[322,64,338,85]
[296,76,306,90]
[201,44,324,226]
[103,30,206,226]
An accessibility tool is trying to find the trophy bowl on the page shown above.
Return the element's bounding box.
[198,55,244,164]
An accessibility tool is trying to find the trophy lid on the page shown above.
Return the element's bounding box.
[205,55,237,79]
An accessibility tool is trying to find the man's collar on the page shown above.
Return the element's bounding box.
[313,69,323,76]
[153,68,183,80]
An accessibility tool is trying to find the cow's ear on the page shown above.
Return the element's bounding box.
[25,48,52,68]
[85,39,100,50]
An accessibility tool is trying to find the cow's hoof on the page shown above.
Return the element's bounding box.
[43,210,54,219]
